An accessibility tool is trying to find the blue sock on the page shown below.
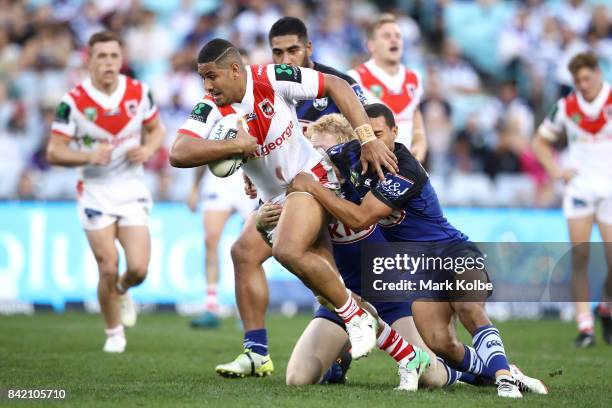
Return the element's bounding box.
[453,344,492,378]
[473,324,510,376]
[437,357,478,386]
[320,362,345,384]
[243,329,268,356]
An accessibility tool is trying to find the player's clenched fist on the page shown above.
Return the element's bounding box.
[127,146,151,164]
[234,121,258,158]
[88,144,113,165]
[255,201,282,231]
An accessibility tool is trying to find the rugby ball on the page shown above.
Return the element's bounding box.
[207,113,247,178]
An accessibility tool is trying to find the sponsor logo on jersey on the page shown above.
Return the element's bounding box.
[245,112,257,122]
[377,174,414,199]
[84,107,98,122]
[190,102,213,123]
[274,64,301,83]
[379,209,406,227]
[370,84,383,98]
[313,97,328,111]
[486,340,503,348]
[257,64,264,77]
[82,134,94,148]
[328,221,375,244]
[406,84,416,98]
[104,107,121,116]
[258,98,275,119]
[571,113,581,124]
[125,99,138,118]
[250,121,294,158]
[55,102,71,124]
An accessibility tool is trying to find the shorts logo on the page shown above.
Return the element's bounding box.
[84,107,98,122]
[124,99,138,117]
[55,102,71,124]
[313,97,328,111]
[572,197,587,208]
[258,98,275,119]
[377,174,414,199]
[190,102,213,123]
[274,64,301,83]
[486,340,503,348]
[84,208,102,219]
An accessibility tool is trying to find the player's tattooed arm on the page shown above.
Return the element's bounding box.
[287,173,392,231]
[322,74,398,180]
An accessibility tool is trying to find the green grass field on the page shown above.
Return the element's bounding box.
[1,313,611,407]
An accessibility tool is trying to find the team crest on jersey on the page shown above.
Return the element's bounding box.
[124,99,138,118]
[313,97,328,111]
[370,85,383,98]
[258,98,275,119]
[84,107,98,122]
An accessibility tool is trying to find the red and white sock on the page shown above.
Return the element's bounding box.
[335,294,366,324]
[376,322,415,363]
[105,325,125,339]
[577,312,594,334]
[205,284,219,314]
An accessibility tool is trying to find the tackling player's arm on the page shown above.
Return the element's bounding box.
[532,101,576,183]
[287,173,392,231]
[410,109,427,163]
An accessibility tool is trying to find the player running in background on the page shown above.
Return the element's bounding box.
[289,104,548,398]
[533,52,612,348]
[46,31,165,353]
[348,14,427,162]
[187,49,258,329]
[213,17,371,377]
[169,39,397,369]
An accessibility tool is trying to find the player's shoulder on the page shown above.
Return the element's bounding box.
[189,97,221,123]
[394,143,428,181]
[312,62,356,85]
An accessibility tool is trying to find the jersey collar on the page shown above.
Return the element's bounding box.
[577,81,610,118]
[365,58,406,91]
[82,74,127,110]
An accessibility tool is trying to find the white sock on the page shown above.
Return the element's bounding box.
[105,325,125,338]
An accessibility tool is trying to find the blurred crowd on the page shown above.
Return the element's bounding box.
[0,0,611,207]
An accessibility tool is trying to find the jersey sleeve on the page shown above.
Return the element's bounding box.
[371,146,425,210]
[177,99,223,139]
[50,94,77,139]
[269,64,325,101]
[141,83,159,124]
[537,99,564,142]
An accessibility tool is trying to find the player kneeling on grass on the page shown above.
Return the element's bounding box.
[288,104,548,398]
[255,115,431,390]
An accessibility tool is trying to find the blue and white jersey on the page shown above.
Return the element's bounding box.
[327,140,468,243]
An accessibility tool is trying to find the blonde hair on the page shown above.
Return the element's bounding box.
[366,13,397,40]
[305,114,356,144]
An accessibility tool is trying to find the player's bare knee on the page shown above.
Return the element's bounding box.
[286,362,321,386]
[272,244,303,274]
[127,265,148,285]
[97,259,118,283]
[231,236,252,265]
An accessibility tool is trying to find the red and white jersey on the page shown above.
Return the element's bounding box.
[178,64,326,201]
[348,59,422,147]
[538,82,612,181]
[51,75,159,182]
